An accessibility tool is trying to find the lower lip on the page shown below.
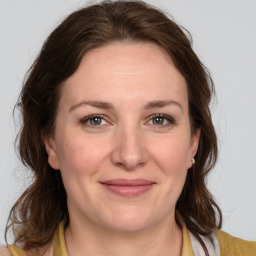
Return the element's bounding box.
[101,184,154,197]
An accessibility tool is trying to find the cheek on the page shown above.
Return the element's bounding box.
[56,134,110,207]
[56,134,108,176]
[149,134,191,175]
[147,134,191,211]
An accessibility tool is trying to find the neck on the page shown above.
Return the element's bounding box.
[64,213,182,256]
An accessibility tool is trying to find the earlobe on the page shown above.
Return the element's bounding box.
[188,128,201,169]
[43,135,60,170]
[191,128,201,157]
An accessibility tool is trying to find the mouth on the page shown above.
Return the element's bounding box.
[100,179,156,197]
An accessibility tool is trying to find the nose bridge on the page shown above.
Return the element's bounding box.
[111,121,148,170]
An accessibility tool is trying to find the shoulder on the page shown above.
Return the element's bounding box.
[0,244,27,256]
[1,243,53,256]
[0,246,11,256]
[215,230,256,256]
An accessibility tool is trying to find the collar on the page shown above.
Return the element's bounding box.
[53,221,68,256]
[53,220,219,256]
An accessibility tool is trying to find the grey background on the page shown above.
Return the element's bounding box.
[0,0,256,244]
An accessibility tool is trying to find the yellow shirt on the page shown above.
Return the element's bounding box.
[6,222,256,256]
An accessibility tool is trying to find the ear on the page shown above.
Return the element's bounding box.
[188,128,201,169]
[43,135,60,170]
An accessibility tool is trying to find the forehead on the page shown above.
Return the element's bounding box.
[60,42,188,109]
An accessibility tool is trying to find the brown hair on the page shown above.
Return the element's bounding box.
[6,1,222,255]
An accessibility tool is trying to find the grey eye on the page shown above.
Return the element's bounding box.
[152,116,165,125]
[89,117,103,125]
[81,115,108,126]
[149,114,174,126]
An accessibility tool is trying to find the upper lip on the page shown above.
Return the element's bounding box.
[100,179,156,186]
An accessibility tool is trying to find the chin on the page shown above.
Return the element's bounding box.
[100,206,157,233]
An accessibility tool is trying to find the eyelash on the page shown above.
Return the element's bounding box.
[148,114,176,127]
[80,114,108,127]
[80,114,175,128]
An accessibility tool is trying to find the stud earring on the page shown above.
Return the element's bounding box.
[191,158,195,165]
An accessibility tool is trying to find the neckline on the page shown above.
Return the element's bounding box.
[52,220,194,256]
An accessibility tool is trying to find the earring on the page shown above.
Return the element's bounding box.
[191,158,195,165]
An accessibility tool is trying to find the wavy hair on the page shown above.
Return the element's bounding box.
[6,1,222,255]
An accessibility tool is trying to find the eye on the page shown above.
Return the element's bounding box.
[148,114,175,127]
[81,115,108,127]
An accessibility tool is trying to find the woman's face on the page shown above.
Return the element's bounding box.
[44,42,200,233]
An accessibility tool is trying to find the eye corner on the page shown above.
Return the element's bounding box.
[80,114,110,128]
[146,113,176,128]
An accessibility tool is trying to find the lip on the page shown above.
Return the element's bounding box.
[100,179,156,197]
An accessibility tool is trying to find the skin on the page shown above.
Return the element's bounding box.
[44,42,200,256]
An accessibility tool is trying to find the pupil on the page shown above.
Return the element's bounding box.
[153,117,164,125]
[90,117,102,125]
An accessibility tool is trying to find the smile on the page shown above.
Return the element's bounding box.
[100,179,156,197]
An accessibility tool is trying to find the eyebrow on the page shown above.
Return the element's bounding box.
[70,101,114,112]
[144,100,183,111]
[69,100,183,112]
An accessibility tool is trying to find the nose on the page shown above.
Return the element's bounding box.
[111,125,148,170]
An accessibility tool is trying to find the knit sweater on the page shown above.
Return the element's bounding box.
[1,222,256,256]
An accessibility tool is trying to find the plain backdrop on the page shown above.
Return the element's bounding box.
[0,0,256,244]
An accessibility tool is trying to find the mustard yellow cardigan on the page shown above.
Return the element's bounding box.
[4,222,256,256]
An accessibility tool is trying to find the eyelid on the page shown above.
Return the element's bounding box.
[79,113,176,128]
[80,114,110,127]
[150,113,175,122]
[146,113,176,126]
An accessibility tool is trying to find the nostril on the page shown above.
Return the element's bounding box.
[117,151,148,170]
[111,146,148,170]
[110,129,148,170]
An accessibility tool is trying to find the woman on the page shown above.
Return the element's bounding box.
[1,1,255,255]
